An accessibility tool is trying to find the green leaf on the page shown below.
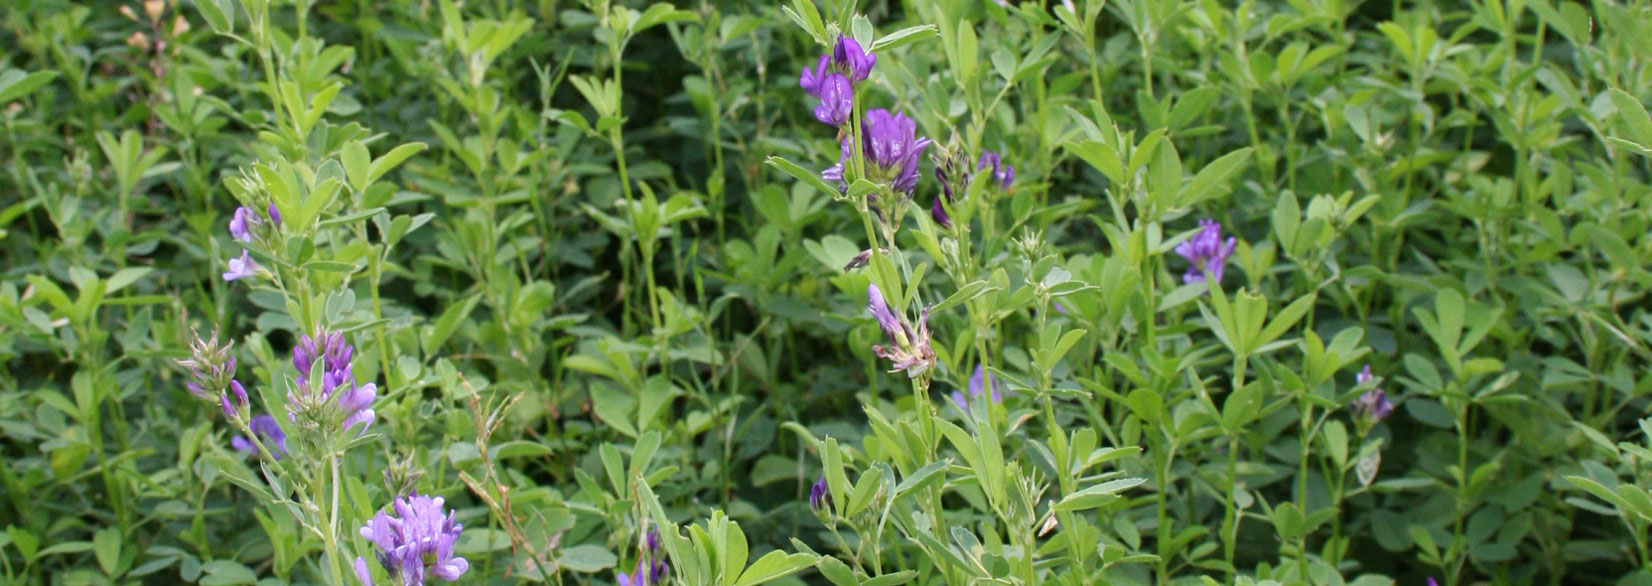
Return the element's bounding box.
[342,141,371,191]
[930,280,999,314]
[367,143,427,185]
[198,560,257,586]
[0,70,59,103]
[765,156,841,199]
[894,459,949,500]
[104,267,152,294]
[846,466,883,517]
[871,24,938,52]
[559,544,618,573]
[34,540,93,559]
[632,3,698,35]
[1255,292,1316,349]
[93,527,120,576]
[1066,140,1125,185]
[1053,478,1144,512]
[1609,88,1652,149]
[302,260,361,274]
[781,0,829,46]
[734,551,817,586]
[193,0,233,32]
[1179,147,1254,206]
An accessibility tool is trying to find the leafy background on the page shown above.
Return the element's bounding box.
[2,0,1651,585]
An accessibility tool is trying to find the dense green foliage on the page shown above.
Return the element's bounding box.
[3,0,1652,585]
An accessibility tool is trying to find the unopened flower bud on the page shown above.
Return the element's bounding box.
[143,0,165,23]
[126,31,151,51]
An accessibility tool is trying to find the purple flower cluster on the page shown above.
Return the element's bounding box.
[231,414,288,459]
[977,150,1014,188]
[616,528,669,586]
[1173,219,1237,284]
[799,36,875,126]
[932,149,1014,227]
[354,493,468,586]
[950,364,1005,413]
[228,203,281,242]
[1350,365,1393,425]
[867,284,935,377]
[824,109,932,196]
[809,475,832,512]
[289,329,376,433]
[224,204,279,282]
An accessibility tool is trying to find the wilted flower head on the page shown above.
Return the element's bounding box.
[950,363,1005,413]
[288,329,376,434]
[1173,219,1237,284]
[1350,364,1393,425]
[356,493,468,586]
[867,283,935,377]
[384,452,426,498]
[930,148,970,227]
[232,414,288,459]
[977,150,1014,188]
[177,329,246,414]
[824,109,932,196]
[932,149,1013,227]
[810,475,832,512]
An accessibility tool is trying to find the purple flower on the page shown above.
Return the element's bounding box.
[833,36,876,83]
[616,559,649,586]
[617,528,670,586]
[230,380,249,409]
[822,110,932,195]
[650,557,668,584]
[358,493,469,586]
[800,37,875,128]
[799,55,830,94]
[222,249,259,281]
[354,556,375,586]
[863,109,931,194]
[866,283,935,377]
[951,363,1005,412]
[1350,364,1394,425]
[229,206,253,241]
[1173,219,1237,284]
[977,150,1014,188]
[232,414,289,459]
[930,194,952,228]
[867,284,904,344]
[230,204,280,242]
[289,329,377,433]
[812,73,853,126]
[809,475,832,512]
[1427,579,1438,586]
